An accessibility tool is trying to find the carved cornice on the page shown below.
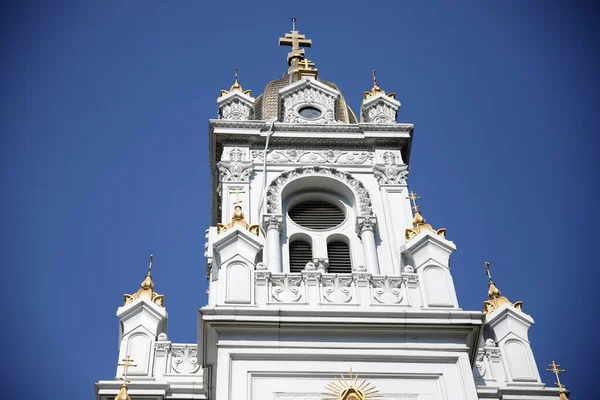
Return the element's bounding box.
[266,166,373,216]
[209,119,414,133]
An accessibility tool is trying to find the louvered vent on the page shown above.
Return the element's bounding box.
[327,241,352,273]
[289,240,312,273]
[288,201,345,230]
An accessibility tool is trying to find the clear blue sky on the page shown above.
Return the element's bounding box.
[1,1,598,398]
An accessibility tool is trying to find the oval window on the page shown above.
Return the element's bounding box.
[298,106,322,119]
[289,200,345,230]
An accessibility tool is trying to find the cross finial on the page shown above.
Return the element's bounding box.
[407,191,421,212]
[230,188,246,207]
[372,69,378,86]
[547,361,567,391]
[484,261,493,283]
[279,20,312,65]
[147,254,154,276]
[117,355,137,386]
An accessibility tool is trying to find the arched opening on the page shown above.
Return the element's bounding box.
[289,239,312,273]
[327,239,352,273]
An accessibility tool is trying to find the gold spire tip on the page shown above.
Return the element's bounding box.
[364,69,396,100]
[123,255,164,307]
[482,261,523,314]
[405,191,446,242]
[220,67,252,97]
[217,188,259,236]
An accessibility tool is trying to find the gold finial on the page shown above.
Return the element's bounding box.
[405,191,446,242]
[279,18,312,67]
[220,67,252,97]
[115,356,137,400]
[217,188,259,236]
[364,69,396,100]
[124,255,164,307]
[483,261,523,314]
[323,368,382,400]
[547,361,569,399]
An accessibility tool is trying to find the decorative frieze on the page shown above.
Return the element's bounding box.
[271,274,303,303]
[371,276,404,305]
[321,275,353,303]
[251,149,374,165]
[171,344,201,374]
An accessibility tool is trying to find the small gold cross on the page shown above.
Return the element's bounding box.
[118,355,137,386]
[547,360,566,390]
[230,188,246,207]
[407,191,421,212]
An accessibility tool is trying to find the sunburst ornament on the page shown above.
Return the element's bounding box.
[323,368,382,400]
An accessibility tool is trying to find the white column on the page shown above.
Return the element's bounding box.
[356,216,380,275]
[262,214,283,273]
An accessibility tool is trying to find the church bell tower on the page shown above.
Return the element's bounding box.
[95,20,571,400]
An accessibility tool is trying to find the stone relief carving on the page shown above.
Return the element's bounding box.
[219,99,253,121]
[217,148,253,182]
[251,149,374,165]
[371,276,404,304]
[321,275,353,303]
[271,274,303,303]
[356,216,377,236]
[282,86,338,124]
[261,214,283,232]
[266,166,373,216]
[171,345,200,374]
[362,101,397,124]
[373,151,409,185]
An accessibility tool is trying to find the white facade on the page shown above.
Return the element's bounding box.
[95,27,566,400]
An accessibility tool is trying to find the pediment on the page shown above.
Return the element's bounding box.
[278,78,341,124]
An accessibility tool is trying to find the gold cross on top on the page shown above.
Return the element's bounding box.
[484,261,493,283]
[118,355,137,386]
[547,361,566,390]
[407,191,421,212]
[279,18,312,63]
[230,188,245,207]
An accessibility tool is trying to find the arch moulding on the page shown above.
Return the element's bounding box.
[265,166,373,216]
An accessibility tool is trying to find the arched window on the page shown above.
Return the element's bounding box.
[289,239,312,273]
[327,240,352,273]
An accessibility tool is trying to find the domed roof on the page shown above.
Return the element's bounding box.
[254,73,358,124]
